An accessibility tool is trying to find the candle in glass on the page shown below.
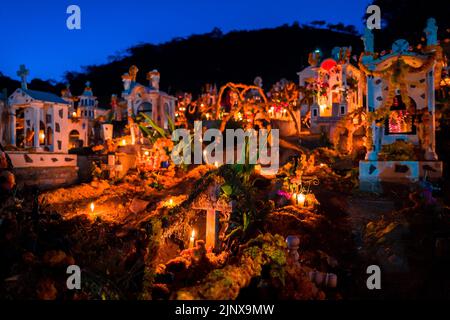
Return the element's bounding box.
[189,229,196,248]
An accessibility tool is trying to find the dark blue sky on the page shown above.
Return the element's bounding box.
[0,0,371,81]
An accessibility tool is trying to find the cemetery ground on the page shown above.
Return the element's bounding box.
[1,154,449,300]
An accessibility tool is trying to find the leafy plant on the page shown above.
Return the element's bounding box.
[138,112,167,140]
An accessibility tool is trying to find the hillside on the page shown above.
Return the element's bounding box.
[1,23,363,106]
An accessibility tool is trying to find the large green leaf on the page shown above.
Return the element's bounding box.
[243,212,250,232]
[221,184,233,196]
[139,112,166,138]
[166,112,175,133]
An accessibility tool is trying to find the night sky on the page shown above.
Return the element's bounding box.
[0,0,371,81]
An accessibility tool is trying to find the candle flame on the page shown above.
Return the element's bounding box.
[90,202,95,213]
[191,229,195,238]
[298,193,306,203]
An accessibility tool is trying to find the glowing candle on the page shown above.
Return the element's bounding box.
[39,131,46,144]
[206,113,210,120]
[189,229,196,248]
[168,198,174,207]
[121,139,126,146]
[144,150,149,156]
[72,111,77,118]
[89,202,95,218]
[291,193,298,205]
[214,161,219,168]
[297,193,306,207]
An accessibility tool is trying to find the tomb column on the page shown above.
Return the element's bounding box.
[9,106,16,146]
[365,75,378,160]
[33,106,40,148]
[426,63,438,160]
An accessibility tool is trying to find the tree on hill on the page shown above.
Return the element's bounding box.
[62,24,363,106]
[365,0,449,54]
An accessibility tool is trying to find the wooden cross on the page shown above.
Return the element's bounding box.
[192,183,233,250]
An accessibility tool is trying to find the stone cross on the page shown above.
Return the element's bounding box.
[192,183,233,250]
[362,28,374,53]
[424,17,438,46]
[17,64,29,90]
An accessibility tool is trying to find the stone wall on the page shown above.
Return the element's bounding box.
[13,166,79,190]
[7,152,77,168]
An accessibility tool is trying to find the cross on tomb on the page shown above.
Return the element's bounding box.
[17,64,29,90]
[191,183,233,250]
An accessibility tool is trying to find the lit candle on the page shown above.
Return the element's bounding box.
[291,193,298,205]
[72,111,77,118]
[121,139,126,146]
[297,193,306,207]
[144,150,149,156]
[168,198,174,207]
[206,113,210,120]
[214,161,219,168]
[89,202,95,218]
[189,229,196,248]
[39,131,46,143]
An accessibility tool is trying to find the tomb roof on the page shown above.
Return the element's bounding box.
[22,89,70,105]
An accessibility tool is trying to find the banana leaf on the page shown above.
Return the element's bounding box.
[166,112,175,133]
[139,112,166,138]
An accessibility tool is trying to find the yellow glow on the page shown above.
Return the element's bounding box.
[214,161,219,168]
[90,202,95,213]
[39,130,45,144]
[169,198,174,206]
[72,111,77,117]
[144,151,149,156]
[189,228,196,248]
[297,193,306,206]
[121,139,126,146]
